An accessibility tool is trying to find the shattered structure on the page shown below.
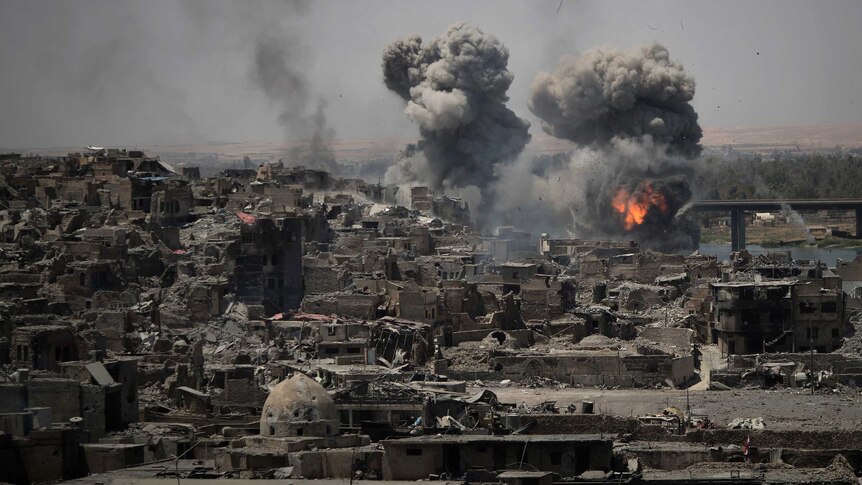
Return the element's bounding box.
[1,150,861,484]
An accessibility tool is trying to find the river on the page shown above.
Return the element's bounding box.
[697,243,862,266]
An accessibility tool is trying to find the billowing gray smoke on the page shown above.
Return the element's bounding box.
[252,22,336,171]
[494,43,702,250]
[493,139,701,251]
[381,22,530,209]
[529,43,702,157]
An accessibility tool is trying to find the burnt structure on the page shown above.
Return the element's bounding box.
[234,216,303,312]
[0,149,860,484]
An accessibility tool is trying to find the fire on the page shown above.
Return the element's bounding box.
[611,180,669,230]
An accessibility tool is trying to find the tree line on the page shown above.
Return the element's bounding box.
[693,152,862,200]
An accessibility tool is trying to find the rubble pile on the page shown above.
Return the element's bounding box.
[837,310,862,356]
[0,150,861,484]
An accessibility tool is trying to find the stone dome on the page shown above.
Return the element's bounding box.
[260,373,338,437]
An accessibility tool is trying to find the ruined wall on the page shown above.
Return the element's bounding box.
[288,447,384,479]
[399,290,440,324]
[301,294,379,320]
[81,443,146,474]
[493,353,694,387]
[635,252,686,284]
[79,384,106,440]
[0,384,26,413]
[520,288,553,321]
[685,429,862,450]
[519,413,642,435]
[639,327,694,350]
[26,379,81,422]
[303,265,352,295]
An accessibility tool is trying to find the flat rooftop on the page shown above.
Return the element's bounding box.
[382,433,611,445]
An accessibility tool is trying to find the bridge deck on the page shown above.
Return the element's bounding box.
[690,199,862,211]
[688,199,862,250]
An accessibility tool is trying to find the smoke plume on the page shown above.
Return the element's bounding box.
[529,43,702,157]
[251,14,336,171]
[381,22,530,210]
[781,203,816,244]
[495,43,702,250]
[493,139,701,251]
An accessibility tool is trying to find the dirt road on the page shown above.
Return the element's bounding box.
[476,385,862,431]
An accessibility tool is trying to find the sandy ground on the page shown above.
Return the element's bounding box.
[699,123,862,151]
[476,384,862,431]
[16,123,862,158]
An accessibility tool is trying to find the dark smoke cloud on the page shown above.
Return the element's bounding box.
[0,0,331,150]
[253,36,311,128]
[493,139,701,250]
[381,22,530,204]
[493,43,702,250]
[251,14,336,171]
[529,43,702,157]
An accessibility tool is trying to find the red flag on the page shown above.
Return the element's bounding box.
[743,434,750,456]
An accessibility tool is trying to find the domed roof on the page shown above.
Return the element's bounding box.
[260,373,338,437]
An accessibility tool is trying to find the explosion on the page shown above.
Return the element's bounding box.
[381,22,530,216]
[611,180,670,231]
[516,42,703,250]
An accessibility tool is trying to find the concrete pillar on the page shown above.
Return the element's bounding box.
[856,208,862,238]
[730,209,746,251]
[730,210,740,252]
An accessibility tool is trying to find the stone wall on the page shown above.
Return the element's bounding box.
[303,265,352,295]
[301,294,379,320]
[639,327,694,350]
[493,353,695,387]
[26,379,80,422]
[79,384,106,440]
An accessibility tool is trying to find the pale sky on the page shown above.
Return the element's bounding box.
[1,0,860,149]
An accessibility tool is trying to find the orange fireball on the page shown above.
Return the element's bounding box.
[611,181,669,231]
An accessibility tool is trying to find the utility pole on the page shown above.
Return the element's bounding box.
[810,333,815,396]
[663,290,669,327]
[349,445,357,485]
[685,386,691,429]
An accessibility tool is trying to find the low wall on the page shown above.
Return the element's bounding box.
[519,413,642,435]
[450,328,532,347]
[685,429,862,450]
[492,353,695,388]
[730,352,854,372]
[621,445,717,471]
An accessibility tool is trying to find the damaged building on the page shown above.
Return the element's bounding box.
[0,147,860,485]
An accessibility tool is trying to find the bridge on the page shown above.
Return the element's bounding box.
[688,199,862,251]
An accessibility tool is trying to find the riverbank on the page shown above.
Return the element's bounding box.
[701,225,862,248]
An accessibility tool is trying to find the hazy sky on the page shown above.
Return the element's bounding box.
[1,0,860,149]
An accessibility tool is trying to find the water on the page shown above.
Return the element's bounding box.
[697,243,862,267]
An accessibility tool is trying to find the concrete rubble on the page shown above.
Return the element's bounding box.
[0,151,860,483]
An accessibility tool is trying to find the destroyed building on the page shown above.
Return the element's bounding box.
[234,215,304,312]
[1,146,861,485]
[710,275,845,354]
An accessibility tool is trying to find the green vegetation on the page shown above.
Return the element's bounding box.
[700,224,810,246]
[694,152,862,200]
[693,151,862,247]
[812,236,862,248]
